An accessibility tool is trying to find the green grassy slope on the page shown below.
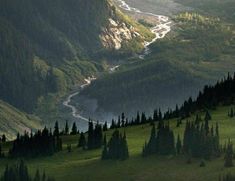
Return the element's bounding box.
[0,100,42,140]
[0,106,235,180]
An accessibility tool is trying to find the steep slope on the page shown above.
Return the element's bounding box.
[0,100,42,140]
[78,12,235,118]
[0,0,151,113]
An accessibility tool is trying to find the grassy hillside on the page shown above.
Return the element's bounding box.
[78,12,235,117]
[0,100,42,140]
[0,106,235,180]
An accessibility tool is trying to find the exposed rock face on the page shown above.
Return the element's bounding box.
[100,18,141,50]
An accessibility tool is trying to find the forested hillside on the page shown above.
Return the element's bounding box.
[0,0,150,115]
[79,12,235,117]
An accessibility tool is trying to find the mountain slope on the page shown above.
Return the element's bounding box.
[0,0,151,113]
[0,100,42,140]
[78,12,235,118]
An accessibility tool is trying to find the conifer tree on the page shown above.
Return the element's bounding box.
[176,134,182,155]
[65,121,69,135]
[53,121,59,138]
[71,122,78,135]
[224,140,234,167]
[78,132,86,150]
[34,169,40,181]
[103,122,108,131]
[101,135,108,160]
[1,134,6,143]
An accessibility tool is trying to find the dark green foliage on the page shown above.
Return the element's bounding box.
[205,110,212,121]
[87,121,103,150]
[143,123,175,156]
[183,119,220,159]
[224,140,234,167]
[103,122,108,131]
[1,135,6,143]
[53,121,59,138]
[176,134,182,155]
[228,108,235,118]
[9,127,62,158]
[0,160,55,181]
[101,130,129,160]
[70,122,78,135]
[78,132,86,149]
[65,121,69,135]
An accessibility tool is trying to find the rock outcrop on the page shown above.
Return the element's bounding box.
[100,18,141,50]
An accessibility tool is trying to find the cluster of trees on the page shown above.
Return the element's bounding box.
[166,73,235,120]
[9,124,62,158]
[110,112,153,129]
[102,130,129,160]
[142,122,175,156]
[62,121,79,135]
[183,113,220,159]
[0,160,55,181]
[77,121,103,150]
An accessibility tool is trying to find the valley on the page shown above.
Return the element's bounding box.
[0,0,235,180]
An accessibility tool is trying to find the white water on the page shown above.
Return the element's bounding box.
[63,76,98,124]
[116,0,172,59]
[63,0,172,125]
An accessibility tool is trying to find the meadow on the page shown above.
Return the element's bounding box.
[1,106,235,181]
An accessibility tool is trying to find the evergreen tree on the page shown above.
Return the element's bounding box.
[1,135,6,143]
[78,132,86,149]
[34,169,40,181]
[224,140,234,167]
[101,135,108,160]
[53,121,59,138]
[176,134,182,155]
[65,121,69,135]
[103,122,108,131]
[205,110,212,122]
[71,122,78,135]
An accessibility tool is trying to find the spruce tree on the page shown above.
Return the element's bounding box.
[1,134,6,143]
[176,134,182,155]
[65,121,69,135]
[34,169,40,181]
[53,121,59,137]
[101,135,108,160]
[71,122,78,135]
[78,132,86,149]
[224,140,234,167]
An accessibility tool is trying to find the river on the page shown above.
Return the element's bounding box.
[63,0,172,129]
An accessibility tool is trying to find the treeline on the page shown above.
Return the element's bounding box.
[0,160,55,181]
[9,122,62,158]
[165,73,235,119]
